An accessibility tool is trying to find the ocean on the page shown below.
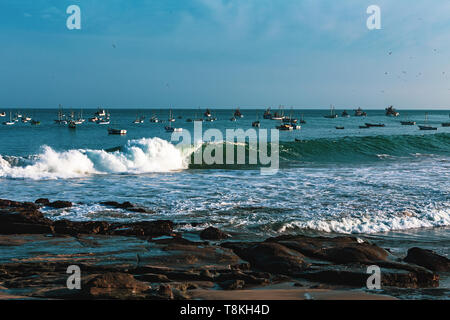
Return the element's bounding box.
[0,108,449,284]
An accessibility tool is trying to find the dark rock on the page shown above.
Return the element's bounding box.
[200,227,230,240]
[266,235,389,264]
[158,284,174,299]
[83,272,150,297]
[219,279,245,290]
[223,242,310,275]
[48,201,72,209]
[404,247,450,272]
[35,198,50,206]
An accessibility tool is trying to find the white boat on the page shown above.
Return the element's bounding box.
[0,112,6,117]
[95,108,106,117]
[3,112,15,125]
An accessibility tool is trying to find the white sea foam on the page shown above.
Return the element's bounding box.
[278,207,450,234]
[0,137,193,180]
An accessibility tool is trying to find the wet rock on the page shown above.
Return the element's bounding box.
[219,279,245,290]
[47,201,72,209]
[200,227,230,240]
[404,247,450,272]
[266,235,389,264]
[298,265,439,289]
[83,272,150,297]
[158,284,174,299]
[223,242,310,275]
[35,198,50,206]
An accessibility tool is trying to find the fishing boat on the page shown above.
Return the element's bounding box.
[365,123,385,127]
[283,108,298,123]
[276,124,293,131]
[186,118,193,122]
[418,113,437,130]
[165,123,182,132]
[2,112,15,125]
[97,119,110,125]
[299,114,306,124]
[75,110,85,124]
[133,114,145,124]
[271,106,285,120]
[324,105,338,118]
[108,128,127,135]
[442,122,450,127]
[68,121,77,129]
[95,108,106,117]
[291,124,301,130]
[263,108,272,119]
[149,115,159,123]
[31,119,41,125]
[89,116,99,123]
[341,110,350,117]
[252,113,261,127]
[0,112,5,117]
[54,105,67,124]
[234,108,243,118]
[230,116,236,122]
[385,106,400,117]
[354,107,367,117]
[168,109,176,122]
[336,126,345,130]
[204,109,212,118]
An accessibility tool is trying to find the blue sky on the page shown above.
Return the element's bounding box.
[1,0,450,109]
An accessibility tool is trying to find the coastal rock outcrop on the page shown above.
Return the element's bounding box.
[200,227,230,240]
[404,247,450,272]
[83,273,150,298]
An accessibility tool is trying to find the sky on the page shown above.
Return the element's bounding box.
[1,0,450,109]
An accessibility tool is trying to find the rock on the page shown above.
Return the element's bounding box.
[298,265,439,289]
[219,279,245,290]
[404,247,450,272]
[223,242,310,275]
[101,201,134,209]
[48,201,72,209]
[158,284,174,299]
[84,272,150,297]
[35,198,50,206]
[200,227,230,240]
[266,235,389,264]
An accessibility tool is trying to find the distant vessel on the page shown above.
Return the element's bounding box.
[204,109,212,118]
[252,114,260,127]
[283,108,298,124]
[442,122,450,127]
[385,106,400,117]
[336,126,345,130]
[324,105,338,118]
[108,128,127,135]
[2,112,15,125]
[0,112,5,117]
[341,110,350,117]
[95,108,107,117]
[276,123,293,131]
[97,119,110,125]
[150,114,159,123]
[54,105,67,124]
[133,114,145,124]
[418,113,437,131]
[359,125,370,129]
[168,109,176,122]
[365,123,385,127]
[263,108,272,119]
[234,108,243,118]
[299,114,306,124]
[354,107,367,117]
[271,106,285,120]
[68,120,77,129]
[31,119,40,125]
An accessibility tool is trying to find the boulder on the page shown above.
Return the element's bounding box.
[200,227,230,240]
[404,247,450,272]
[48,201,72,209]
[83,272,150,297]
[223,242,310,275]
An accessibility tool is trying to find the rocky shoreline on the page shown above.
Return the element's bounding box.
[0,198,449,300]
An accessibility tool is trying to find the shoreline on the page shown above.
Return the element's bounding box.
[0,198,449,300]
